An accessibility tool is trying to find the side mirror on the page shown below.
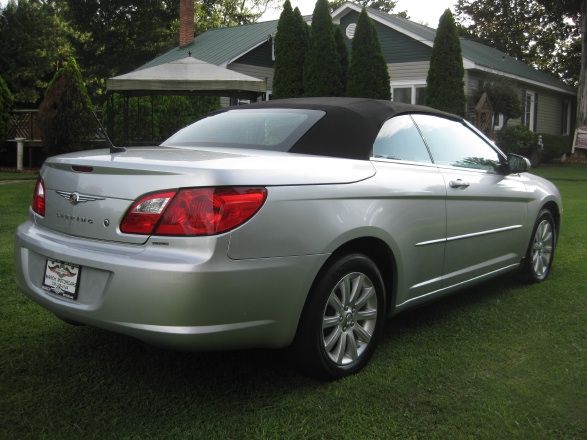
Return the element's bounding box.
[506,153,531,174]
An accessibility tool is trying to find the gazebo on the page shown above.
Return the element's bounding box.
[106,56,267,144]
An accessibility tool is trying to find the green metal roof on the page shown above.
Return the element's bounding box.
[365,6,575,93]
[138,19,281,70]
[137,3,574,94]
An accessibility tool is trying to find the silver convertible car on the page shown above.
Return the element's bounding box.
[15,98,561,379]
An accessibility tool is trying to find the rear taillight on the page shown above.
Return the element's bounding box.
[120,187,267,236]
[32,176,45,216]
[120,190,177,234]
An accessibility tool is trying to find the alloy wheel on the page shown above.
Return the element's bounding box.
[321,272,378,365]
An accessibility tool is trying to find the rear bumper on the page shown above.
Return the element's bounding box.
[14,221,327,350]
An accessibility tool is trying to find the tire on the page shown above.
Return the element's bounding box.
[292,253,386,380]
[521,209,557,282]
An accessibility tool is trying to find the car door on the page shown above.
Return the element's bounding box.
[370,115,446,306]
[412,114,530,288]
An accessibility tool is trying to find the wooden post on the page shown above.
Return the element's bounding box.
[15,137,25,171]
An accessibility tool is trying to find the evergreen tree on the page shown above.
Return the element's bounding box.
[293,7,309,47]
[303,0,342,96]
[0,75,13,143]
[333,26,349,94]
[273,1,307,98]
[346,8,390,99]
[38,58,95,155]
[426,9,466,116]
[0,0,73,104]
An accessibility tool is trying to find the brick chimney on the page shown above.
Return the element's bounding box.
[179,0,195,48]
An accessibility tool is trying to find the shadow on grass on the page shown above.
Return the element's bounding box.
[21,271,524,389]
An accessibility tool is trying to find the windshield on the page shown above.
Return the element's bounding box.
[162,108,325,151]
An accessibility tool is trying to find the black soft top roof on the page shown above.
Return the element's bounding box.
[233,97,461,160]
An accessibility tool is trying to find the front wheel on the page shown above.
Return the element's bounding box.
[292,254,386,380]
[521,209,557,282]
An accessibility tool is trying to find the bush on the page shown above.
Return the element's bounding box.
[38,58,95,155]
[497,125,538,154]
[0,75,13,143]
[539,133,572,163]
[497,124,545,166]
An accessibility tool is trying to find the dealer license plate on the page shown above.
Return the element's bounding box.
[42,259,81,300]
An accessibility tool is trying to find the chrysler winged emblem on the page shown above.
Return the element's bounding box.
[56,190,105,205]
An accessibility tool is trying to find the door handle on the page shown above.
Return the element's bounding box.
[449,179,470,189]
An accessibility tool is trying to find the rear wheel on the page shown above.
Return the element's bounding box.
[293,254,385,380]
[521,209,556,282]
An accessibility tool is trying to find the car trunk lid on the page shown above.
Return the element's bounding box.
[36,146,375,244]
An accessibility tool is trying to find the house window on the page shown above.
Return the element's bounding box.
[561,100,571,135]
[524,90,536,131]
[391,81,427,105]
[346,23,356,39]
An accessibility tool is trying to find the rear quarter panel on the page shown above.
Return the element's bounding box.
[228,161,447,305]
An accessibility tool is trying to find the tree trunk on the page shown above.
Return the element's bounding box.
[578,1,587,128]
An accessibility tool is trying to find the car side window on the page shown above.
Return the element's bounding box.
[411,114,501,171]
[372,115,432,164]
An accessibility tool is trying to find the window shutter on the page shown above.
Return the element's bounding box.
[533,93,539,132]
[521,89,527,126]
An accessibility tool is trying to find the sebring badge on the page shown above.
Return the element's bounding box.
[56,190,105,205]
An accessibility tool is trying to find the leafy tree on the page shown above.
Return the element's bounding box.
[55,0,179,101]
[346,8,390,99]
[304,0,342,96]
[481,82,522,126]
[194,0,278,31]
[333,26,349,93]
[0,0,74,104]
[38,58,95,155]
[455,0,581,87]
[0,75,13,143]
[273,0,307,98]
[426,9,466,116]
[535,0,585,129]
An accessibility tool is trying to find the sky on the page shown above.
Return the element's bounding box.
[261,0,458,27]
[0,0,457,28]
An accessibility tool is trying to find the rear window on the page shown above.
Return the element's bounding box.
[162,109,325,151]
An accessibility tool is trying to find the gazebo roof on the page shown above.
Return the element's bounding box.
[106,57,266,94]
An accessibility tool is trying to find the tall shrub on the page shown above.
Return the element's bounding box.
[426,9,466,115]
[303,0,342,96]
[38,58,95,155]
[0,75,13,143]
[273,0,307,98]
[346,7,390,99]
[333,26,349,94]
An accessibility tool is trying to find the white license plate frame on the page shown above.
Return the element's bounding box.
[42,258,81,300]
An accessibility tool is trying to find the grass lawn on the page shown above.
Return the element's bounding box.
[0,170,38,181]
[1,167,585,439]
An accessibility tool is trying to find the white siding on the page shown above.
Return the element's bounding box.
[387,61,429,82]
[228,63,273,90]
